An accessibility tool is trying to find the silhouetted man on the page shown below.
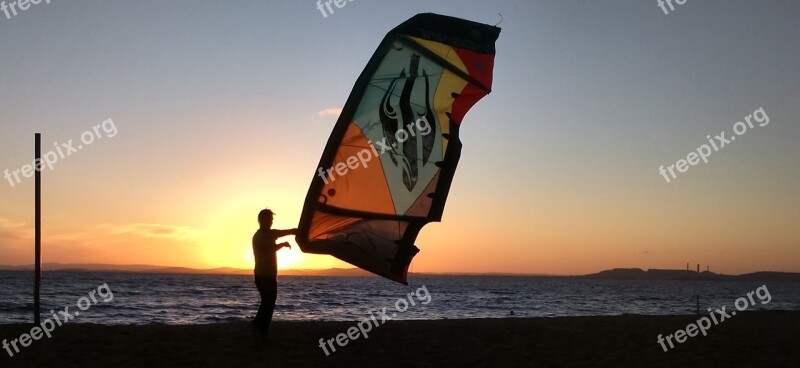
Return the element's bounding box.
[252,209,296,338]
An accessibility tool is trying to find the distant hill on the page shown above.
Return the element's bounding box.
[0,263,177,273]
[581,268,800,282]
[280,268,373,277]
[0,263,544,277]
[0,263,375,277]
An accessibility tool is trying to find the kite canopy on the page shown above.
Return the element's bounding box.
[297,13,500,284]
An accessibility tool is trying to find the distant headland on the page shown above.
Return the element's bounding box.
[579,268,800,282]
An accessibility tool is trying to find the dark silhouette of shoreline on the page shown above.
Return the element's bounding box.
[579,268,800,282]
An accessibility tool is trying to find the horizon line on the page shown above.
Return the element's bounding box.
[0,262,797,277]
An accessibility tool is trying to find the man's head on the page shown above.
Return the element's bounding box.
[258,209,274,229]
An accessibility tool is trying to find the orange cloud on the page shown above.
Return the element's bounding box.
[0,218,31,262]
[107,223,199,241]
[317,108,342,118]
[0,217,27,238]
[0,220,204,266]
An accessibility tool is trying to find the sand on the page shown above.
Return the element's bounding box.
[1,311,797,367]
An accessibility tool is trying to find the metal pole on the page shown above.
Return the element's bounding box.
[34,133,41,325]
[696,295,700,316]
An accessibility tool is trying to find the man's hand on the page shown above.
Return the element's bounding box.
[278,241,291,249]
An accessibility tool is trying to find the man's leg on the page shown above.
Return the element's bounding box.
[262,278,278,333]
[253,276,268,329]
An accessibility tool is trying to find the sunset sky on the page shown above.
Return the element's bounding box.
[1,0,798,275]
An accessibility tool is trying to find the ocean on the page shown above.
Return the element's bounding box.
[0,271,798,325]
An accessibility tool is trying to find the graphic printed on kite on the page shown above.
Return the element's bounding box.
[315,115,433,186]
[378,53,438,191]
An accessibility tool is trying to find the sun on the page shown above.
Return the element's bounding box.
[276,245,302,269]
[240,244,301,270]
[242,248,255,266]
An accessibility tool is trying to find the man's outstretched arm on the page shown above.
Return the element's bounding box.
[272,228,298,238]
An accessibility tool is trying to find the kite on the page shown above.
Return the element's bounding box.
[297,13,500,284]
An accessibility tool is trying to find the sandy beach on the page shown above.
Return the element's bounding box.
[0,311,796,367]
